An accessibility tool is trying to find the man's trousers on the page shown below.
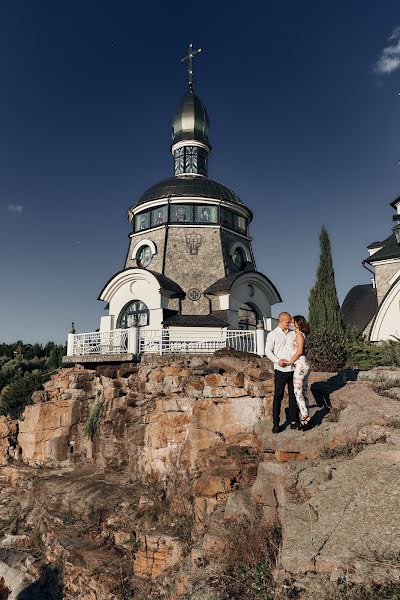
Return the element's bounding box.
[273,370,299,425]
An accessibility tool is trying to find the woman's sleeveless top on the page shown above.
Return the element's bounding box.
[292,331,308,358]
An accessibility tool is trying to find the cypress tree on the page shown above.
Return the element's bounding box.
[308,226,346,371]
[308,226,344,334]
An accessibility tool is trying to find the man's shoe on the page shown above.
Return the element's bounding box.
[290,422,301,430]
[272,425,280,434]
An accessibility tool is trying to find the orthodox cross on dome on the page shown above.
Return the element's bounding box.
[181,43,202,88]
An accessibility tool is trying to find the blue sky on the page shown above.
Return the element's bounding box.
[1,0,400,343]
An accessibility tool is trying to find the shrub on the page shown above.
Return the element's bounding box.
[0,372,47,419]
[209,520,285,600]
[308,330,347,372]
[84,402,104,440]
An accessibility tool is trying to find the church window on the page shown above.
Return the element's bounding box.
[151,205,167,227]
[221,207,234,229]
[174,147,185,175]
[170,204,193,223]
[194,205,218,223]
[185,146,197,173]
[136,245,153,268]
[232,247,246,270]
[236,215,246,234]
[135,211,150,231]
[117,300,150,328]
[197,148,208,176]
[238,303,260,330]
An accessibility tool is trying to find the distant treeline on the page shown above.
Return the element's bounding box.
[0,341,66,419]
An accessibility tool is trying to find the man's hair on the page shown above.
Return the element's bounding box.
[278,311,292,320]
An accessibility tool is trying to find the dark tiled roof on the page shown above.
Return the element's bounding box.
[147,270,185,297]
[133,175,243,208]
[367,241,383,249]
[341,284,377,331]
[204,269,282,302]
[162,314,228,327]
[364,233,400,263]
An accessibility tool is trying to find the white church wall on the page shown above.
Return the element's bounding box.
[370,277,400,341]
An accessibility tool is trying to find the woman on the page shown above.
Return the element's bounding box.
[286,315,311,428]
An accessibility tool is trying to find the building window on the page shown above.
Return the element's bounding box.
[238,303,260,330]
[170,204,193,223]
[174,147,185,175]
[117,300,149,328]
[136,245,153,268]
[151,205,167,227]
[221,207,247,234]
[135,211,151,231]
[232,246,246,270]
[194,205,218,224]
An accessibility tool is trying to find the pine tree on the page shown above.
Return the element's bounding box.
[308,226,346,371]
[309,226,344,334]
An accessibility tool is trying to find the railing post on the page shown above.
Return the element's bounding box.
[67,333,74,355]
[67,322,76,355]
[128,320,138,355]
[256,322,266,357]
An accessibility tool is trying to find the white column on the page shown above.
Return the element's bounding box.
[67,333,74,356]
[128,322,138,354]
[256,322,266,357]
[100,315,113,332]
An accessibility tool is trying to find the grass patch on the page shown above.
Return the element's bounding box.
[84,401,104,440]
[320,443,365,459]
[208,520,289,600]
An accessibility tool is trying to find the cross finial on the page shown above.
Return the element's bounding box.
[181,43,202,89]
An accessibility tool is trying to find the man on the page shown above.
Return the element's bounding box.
[265,312,299,433]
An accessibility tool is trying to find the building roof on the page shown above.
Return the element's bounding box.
[132,175,244,209]
[172,87,210,147]
[162,314,228,327]
[367,241,383,249]
[204,269,282,302]
[98,268,185,301]
[364,233,400,263]
[390,195,400,209]
[341,284,377,332]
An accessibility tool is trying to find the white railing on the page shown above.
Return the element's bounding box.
[139,329,256,355]
[71,329,128,355]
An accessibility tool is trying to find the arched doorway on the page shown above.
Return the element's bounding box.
[117,300,150,328]
[238,302,261,330]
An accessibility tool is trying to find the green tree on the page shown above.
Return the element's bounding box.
[308,227,346,372]
[0,372,46,419]
[309,226,345,334]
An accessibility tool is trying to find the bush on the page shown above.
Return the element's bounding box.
[0,372,47,419]
[344,329,400,371]
[84,402,104,440]
[308,330,347,372]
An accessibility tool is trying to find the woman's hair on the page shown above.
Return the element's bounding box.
[293,315,310,335]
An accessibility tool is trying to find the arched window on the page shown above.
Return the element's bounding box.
[117,300,149,328]
[238,303,261,330]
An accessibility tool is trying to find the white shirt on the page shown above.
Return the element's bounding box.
[265,327,295,372]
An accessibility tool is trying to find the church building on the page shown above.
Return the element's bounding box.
[93,47,281,350]
[68,45,281,355]
[341,196,400,341]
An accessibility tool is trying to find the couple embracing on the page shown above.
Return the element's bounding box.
[265,312,311,433]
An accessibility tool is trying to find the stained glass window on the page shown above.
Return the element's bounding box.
[195,205,218,223]
[136,245,153,268]
[135,211,150,231]
[117,300,149,328]
[170,204,193,223]
[174,148,185,175]
[151,205,167,227]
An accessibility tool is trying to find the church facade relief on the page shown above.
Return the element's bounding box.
[186,233,202,255]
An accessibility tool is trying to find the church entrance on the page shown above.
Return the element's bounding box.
[117,300,150,328]
[238,302,261,330]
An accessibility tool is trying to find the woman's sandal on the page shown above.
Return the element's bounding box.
[300,416,311,430]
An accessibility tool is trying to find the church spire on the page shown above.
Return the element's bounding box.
[171,44,211,177]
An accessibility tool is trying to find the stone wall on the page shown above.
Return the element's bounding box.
[375,260,400,303]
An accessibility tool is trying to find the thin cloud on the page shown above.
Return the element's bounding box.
[7,204,24,214]
[375,27,400,75]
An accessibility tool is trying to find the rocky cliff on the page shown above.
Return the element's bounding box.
[0,352,399,599]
